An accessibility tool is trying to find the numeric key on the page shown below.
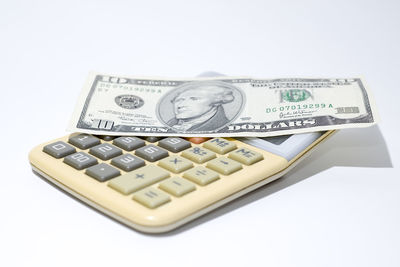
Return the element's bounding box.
[89,143,122,160]
[63,152,98,170]
[144,136,161,143]
[111,154,145,172]
[96,135,115,141]
[158,137,191,153]
[43,141,76,158]
[113,137,145,151]
[68,134,100,149]
[135,145,168,162]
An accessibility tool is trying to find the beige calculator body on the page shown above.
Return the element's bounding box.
[29,131,334,233]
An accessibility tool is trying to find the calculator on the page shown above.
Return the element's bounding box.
[29,131,335,233]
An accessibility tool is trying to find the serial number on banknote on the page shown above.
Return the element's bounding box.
[266,103,334,113]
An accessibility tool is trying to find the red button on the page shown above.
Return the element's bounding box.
[186,137,210,144]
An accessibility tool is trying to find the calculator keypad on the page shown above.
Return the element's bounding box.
[113,137,145,151]
[228,148,263,165]
[144,136,162,143]
[206,157,242,175]
[133,188,171,209]
[108,165,170,195]
[43,141,76,158]
[46,134,266,210]
[111,154,145,172]
[203,138,237,154]
[97,135,115,141]
[158,156,193,173]
[181,147,216,164]
[135,145,169,162]
[158,137,191,153]
[68,134,101,149]
[183,166,220,186]
[89,143,122,160]
[85,163,120,182]
[63,152,98,170]
[159,177,196,197]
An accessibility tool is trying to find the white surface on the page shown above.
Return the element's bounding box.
[0,0,399,266]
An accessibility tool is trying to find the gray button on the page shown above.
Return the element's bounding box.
[68,134,101,149]
[111,154,145,172]
[135,145,168,162]
[144,136,161,143]
[43,141,76,158]
[63,152,98,170]
[158,137,191,153]
[113,136,145,151]
[89,143,122,160]
[85,163,120,182]
[96,135,115,141]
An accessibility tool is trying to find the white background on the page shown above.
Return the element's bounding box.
[1,0,399,266]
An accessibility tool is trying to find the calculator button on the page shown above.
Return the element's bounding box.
[68,134,101,149]
[158,156,193,173]
[158,137,191,153]
[144,136,161,143]
[206,157,242,175]
[183,166,220,186]
[108,165,170,195]
[135,145,169,162]
[113,137,145,151]
[89,143,122,160]
[187,137,209,144]
[96,135,115,141]
[133,188,171,209]
[228,148,263,165]
[63,152,98,170]
[159,177,196,197]
[85,163,120,182]
[203,138,237,154]
[111,154,145,172]
[181,147,216,164]
[43,141,76,158]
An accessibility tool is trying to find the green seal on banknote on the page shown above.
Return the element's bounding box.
[281,89,312,102]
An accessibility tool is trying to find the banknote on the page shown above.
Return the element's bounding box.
[67,72,378,137]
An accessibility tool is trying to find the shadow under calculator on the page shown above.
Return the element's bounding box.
[158,125,392,236]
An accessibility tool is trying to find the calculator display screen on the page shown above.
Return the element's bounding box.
[238,131,324,161]
[257,135,293,145]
